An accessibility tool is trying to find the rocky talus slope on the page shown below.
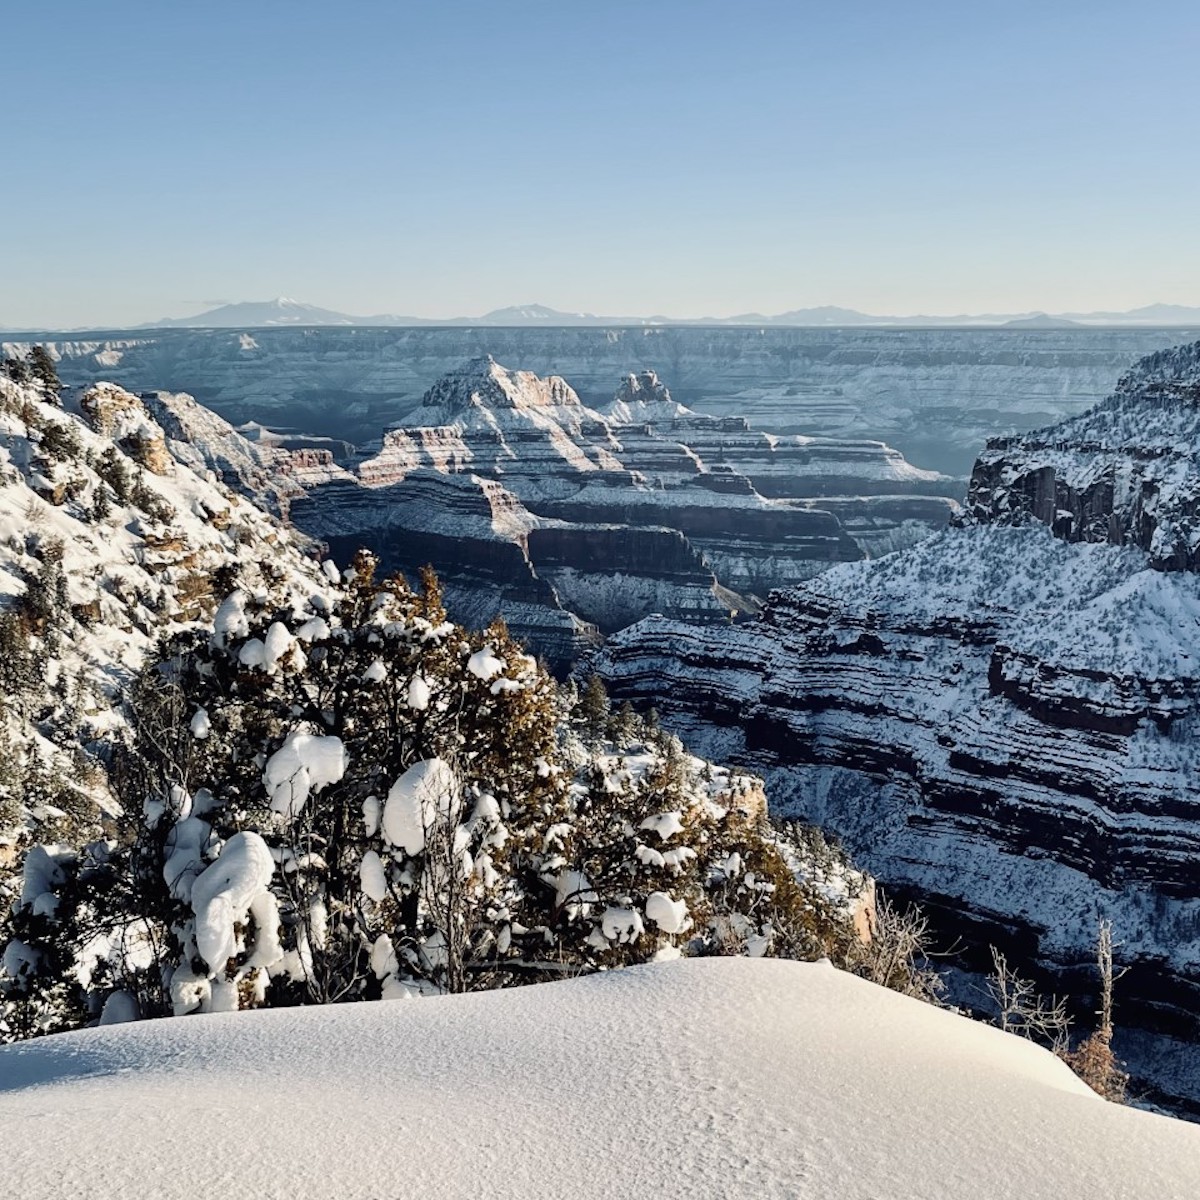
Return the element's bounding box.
[596,340,1200,1113]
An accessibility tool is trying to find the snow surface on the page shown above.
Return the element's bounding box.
[1,959,1198,1199]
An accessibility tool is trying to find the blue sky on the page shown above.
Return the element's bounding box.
[4,0,1199,327]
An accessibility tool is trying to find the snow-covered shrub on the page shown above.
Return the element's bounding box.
[1,552,872,1034]
[560,731,865,970]
[76,554,576,1012]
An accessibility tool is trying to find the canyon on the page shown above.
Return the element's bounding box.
[595,339,1200,1113]
[10,325,1200,473]
[281,358,955,665]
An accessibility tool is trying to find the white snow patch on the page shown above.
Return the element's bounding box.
[406,676,431,710]
[262,732,348,819]
[190,831,275,972]
[360,850,389,903]
[645,891,690,934]
[466,645,504,681]
[639,811,685,842]
[189,708,211,740]
[381,758,459,856]
[600,905,645,944]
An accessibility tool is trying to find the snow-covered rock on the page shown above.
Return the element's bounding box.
[289,356,955,661]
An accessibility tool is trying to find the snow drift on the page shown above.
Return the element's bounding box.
[1,958,1197,1199]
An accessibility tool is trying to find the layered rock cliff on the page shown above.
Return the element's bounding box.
[965,340,1200,568]
[595,340,1200,1113]
[289,358,956,660]
[17,325,1199,472]
[289,469,600,665]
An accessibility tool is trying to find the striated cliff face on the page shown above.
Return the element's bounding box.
[965,341,1200,568]
[290,469,599,665]
[17,325,1200,472]
[289,358,956,659]
[596,340,1200,1113]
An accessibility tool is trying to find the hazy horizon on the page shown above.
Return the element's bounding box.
[9,294,1200,334]
[5,0,1200,328]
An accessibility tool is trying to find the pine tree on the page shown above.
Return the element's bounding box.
[20,542,69,652]
[576,674,610,739]
[610,700,640,748]
[0,610,37,700]
[27,345,61,402]
[2,354,30,385]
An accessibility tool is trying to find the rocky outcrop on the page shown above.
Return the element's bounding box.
[595,339,1200,1114]
[527,523,744,633]
[77,384,311,515]
[79,384,174,476]
[25,325,1200,472]
[965,341,1200,568]
[606,370,690,424]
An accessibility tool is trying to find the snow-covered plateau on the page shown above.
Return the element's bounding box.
[3,957,1197,1200]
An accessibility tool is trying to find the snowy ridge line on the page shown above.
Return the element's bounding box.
[13,325,1196,472]
[1,959,1198,1200]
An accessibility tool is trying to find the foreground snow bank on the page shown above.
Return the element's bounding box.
[1,959,1198,1199]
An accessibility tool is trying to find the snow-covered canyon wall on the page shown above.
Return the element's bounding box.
[595,339,1200,1113]
[11,325,1198,472]
[287,359,956,662]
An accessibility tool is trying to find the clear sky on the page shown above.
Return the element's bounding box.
[4,0,1199,328]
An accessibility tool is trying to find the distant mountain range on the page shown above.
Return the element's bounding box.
[145,299,612,329]
[145,298,1200,330]
[8,298,1200,333]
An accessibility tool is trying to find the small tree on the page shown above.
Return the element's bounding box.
[2,354,31,386]
[27,345,62,402]
[985,946,1072,1052]
[854,895,945,1004]
[1061,920,1129,1102]
[576,675,610,740]
[609,700,640,748]
[0,610,38,702]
